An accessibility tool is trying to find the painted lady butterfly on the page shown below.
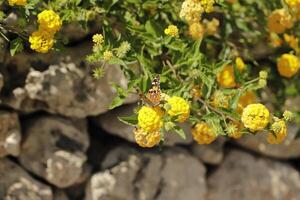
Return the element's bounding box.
[140,75,161,106]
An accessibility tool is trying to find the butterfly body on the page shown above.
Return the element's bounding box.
[140,75,161,107]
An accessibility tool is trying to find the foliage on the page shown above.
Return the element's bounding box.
[1,0,300,147]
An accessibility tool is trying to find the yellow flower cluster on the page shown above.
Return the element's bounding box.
[167,96,190,123]
[267,9,293,34]
[237,91,257,114]
[92,34,104,46]
[235,57,246,71]
[283,34,299,50]
[267,120,287,144]
[103,50,113,61]
[138,106,163,133]
[134,128,161,148]
[189,22,205,40]
[8,0,26,6]
[241,103,270,132]
[29,30,54,54]
[180,0,215,24]
[38,10,62,33]
[203,18,220,35]
[192,122,217,144]
[29,10,62,53]
[217,65,236,88]
[277,53,300,78]
[269,33,283,48]
[136,106,163,147]
[285,0,300,19]
[226,122,243,139]
[136,96,190,147]
[164,25,179,37]
[217,57,246,88]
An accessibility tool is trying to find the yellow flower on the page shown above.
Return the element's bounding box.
[8,0,27,6]
[217,65,236,88]
[267,9,294,34]
[138,106,163,133]
[29,29,54,53]
[267,120,287,144]
[235,57,246,71]
[164,25,179,37]
[236,91,257,114]
[92,34,104,46]
[134,128,161,148]
[190,85,202,99]
[167,96,190,123]
[203,18,219,35]
[180,0,215,24]
[180,0,204,24]
[200,0,215,13]
[241,103,270,132]
[277,53,300,78]
[283,34,299,50]
[285,0,300,6]
[226,122,243,139]
[103,50,113,61]
[269,33,283,48]
[211,90,228,108]
[189,22,205,40]
[38,10,62,33]
[192,122,217,144]
[285,0,300,20]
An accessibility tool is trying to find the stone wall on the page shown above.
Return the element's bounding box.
[0,34,300,200]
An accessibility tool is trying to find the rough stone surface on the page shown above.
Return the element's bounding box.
[93,104,193,146]
[19,116,90,188]
[208,150,300,200]
[0,110,21,157]
[0,158,53,200]
[4,62,137,118]
[85,146,207,200]
[191,137,225,165]
[236,124,300,159]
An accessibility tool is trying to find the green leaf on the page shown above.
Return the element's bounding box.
[173,125,186,139]
[10,38,23,56]
[118,115,138,126]
[219,107,241,121]
[202,113,226,135]
[145,20,161,36]
[230,92,242,110]
[109,96,126,109]
[109,83,128,109]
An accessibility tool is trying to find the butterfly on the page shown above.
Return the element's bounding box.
[139,75,161,107]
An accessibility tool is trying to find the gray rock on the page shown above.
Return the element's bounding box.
[19,116,90,188]
[54,190,69,200]
[85,146,207,200]
[191,137,225,165]
[236,124,300,159]
[0,111,21,157]
[208,150,300,200]
[5,62,137,118]
[93,104,193,146]
[0,158,53,200]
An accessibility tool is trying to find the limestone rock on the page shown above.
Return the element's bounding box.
[236,124,300,159]
[208,150,300,200]
[85,146,207,200]
[93,104,193,146]
[0,158,53,200]
[19,116,89,188]
[0,111,21,157]
[191,137,225,165]
[5,62,137,118]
